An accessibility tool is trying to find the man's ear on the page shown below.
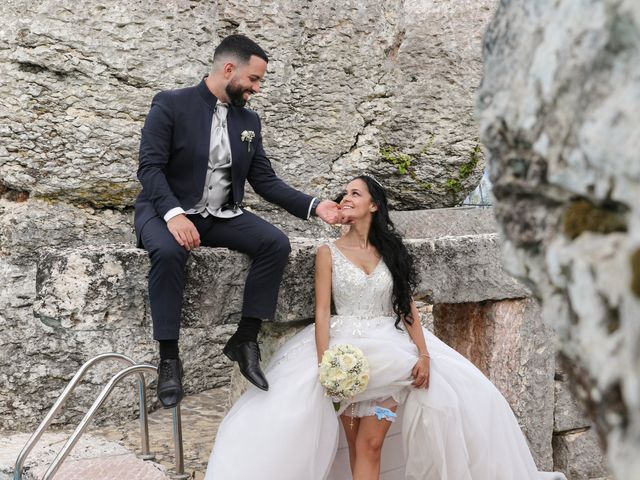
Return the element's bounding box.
[223,62,236,77]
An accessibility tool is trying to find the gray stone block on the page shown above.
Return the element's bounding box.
[434,298,555,470]
[33,236,530,331]
[391,207,498,239]
[553,429,610,480]
[411,234,531,303]
[554,376,592,434]
[0,232,530,430]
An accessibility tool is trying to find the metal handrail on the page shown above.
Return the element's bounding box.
[172,405,189,479]
[13,353,153,480]
[41,364,190,480]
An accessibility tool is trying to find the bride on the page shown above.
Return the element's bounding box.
[205,175,549,479]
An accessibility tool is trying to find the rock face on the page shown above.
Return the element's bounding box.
[433,298,555,470]
[478,0,640,477]
[0,199,135,260]
[0,0,492,210]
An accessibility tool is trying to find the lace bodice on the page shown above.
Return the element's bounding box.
[327,242,394,317]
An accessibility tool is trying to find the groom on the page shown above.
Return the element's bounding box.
[134,34,340,408]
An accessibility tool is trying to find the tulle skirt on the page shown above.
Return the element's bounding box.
[205,315,541,480]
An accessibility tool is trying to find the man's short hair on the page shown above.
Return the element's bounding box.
[214,34,269,65]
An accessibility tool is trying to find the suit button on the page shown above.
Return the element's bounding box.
[208,186,212,190]
[206,203,209,207]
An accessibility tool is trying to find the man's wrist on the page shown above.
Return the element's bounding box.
[164,207,186,223]
[310,198,321,217]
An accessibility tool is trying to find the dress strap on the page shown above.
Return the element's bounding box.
[320,242,339,270]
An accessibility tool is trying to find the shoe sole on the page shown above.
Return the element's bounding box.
[159,395,184,409]
[157,386,184,409]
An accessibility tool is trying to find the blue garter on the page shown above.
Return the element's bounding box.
[373,406,397,422]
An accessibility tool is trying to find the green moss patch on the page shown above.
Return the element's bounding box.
[380,145,413,175]
[445,178,462,193]
[446,143,482,193]
[459,144,481,179]
[380,139,434,191]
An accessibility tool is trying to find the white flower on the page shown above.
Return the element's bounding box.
[241,130,255,152]
[339,353,357,370]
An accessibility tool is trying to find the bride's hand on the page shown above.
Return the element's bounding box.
[411,356,430,389]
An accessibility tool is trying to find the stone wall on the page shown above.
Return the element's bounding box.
[0,0,494,430]
[478,0,640,477]
[0,0,493,210]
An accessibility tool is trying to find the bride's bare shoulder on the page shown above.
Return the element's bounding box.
[315,243,332,271]
[316,243,332,256]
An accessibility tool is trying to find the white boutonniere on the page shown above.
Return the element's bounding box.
[241,130,255,152]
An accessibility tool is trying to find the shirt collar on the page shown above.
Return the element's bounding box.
[197,76,219,110]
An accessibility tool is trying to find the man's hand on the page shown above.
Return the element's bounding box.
[339,205,356,225]
[315,200,343,225]
[167,214,200,251]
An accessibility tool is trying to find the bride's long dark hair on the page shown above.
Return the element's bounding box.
[338,175,418,328]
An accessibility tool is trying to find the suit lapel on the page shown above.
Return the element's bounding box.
[194,102,214,189]
[227,107,246,201]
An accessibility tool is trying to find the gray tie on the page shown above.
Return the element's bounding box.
[207,103,235,215]
[211,103,229,167]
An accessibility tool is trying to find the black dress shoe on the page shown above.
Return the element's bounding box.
[223,339,269,391]
[157,358,184,408]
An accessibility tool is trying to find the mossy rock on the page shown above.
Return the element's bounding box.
[35,181,140,209]
[631,248,640,298]
[562,200,627,240]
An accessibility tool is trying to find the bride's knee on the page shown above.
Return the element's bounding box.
[355,435,384,459]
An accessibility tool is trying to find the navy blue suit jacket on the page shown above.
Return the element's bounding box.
[134,79,313,245]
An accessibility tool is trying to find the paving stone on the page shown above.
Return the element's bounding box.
[0,431,168,480]
[32,454,169,480]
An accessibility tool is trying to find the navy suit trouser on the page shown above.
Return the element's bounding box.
[139,210,291,340]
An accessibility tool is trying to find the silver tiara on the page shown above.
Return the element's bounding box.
[363,174,384,189]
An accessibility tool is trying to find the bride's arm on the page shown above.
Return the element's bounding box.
[314,245,332,364]
[403,300,430,388]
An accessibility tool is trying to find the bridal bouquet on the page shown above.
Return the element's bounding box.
[319,344,369,403]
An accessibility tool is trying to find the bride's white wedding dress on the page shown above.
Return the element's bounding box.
[205,242,547,480]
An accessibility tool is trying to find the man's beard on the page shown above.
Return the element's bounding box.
[225,80,250,107]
